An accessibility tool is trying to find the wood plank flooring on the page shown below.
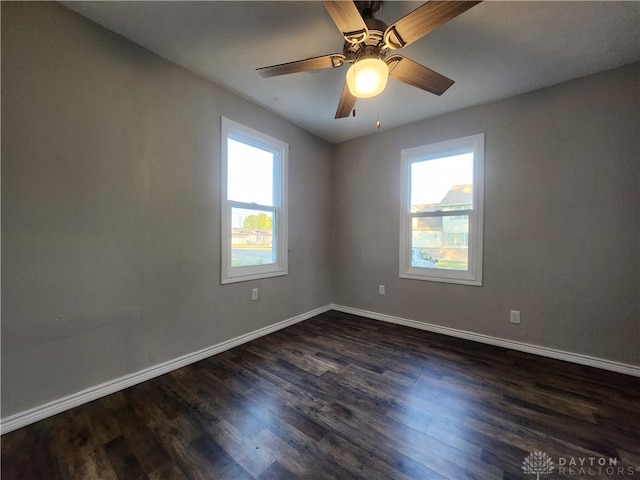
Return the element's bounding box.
[2,310,639,479]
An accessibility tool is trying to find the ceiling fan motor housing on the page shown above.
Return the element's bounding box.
[343,17,389,63]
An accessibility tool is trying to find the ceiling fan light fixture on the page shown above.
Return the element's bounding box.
[346,57,388,98]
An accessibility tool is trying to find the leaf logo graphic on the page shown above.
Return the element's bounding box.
[522,451,555,479]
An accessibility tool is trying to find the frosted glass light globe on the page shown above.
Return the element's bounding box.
[346,58,389,98]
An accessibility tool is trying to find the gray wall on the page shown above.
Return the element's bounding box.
[331,62,640,366]
[1,2,333,417]
[2,1,639,420]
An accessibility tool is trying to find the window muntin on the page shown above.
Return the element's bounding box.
[400,134,484,285]
[221,118,288,284]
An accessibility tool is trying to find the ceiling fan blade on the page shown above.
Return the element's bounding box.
[384,1,481,49]
[335,81,357,119]
[323,1,369,44]
[257,54,346,78]
[386,55,454,96]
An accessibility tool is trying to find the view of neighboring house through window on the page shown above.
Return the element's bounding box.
[400,134,484,285]
[221,117,288,284]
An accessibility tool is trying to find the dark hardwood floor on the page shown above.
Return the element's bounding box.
[2,310,639,479]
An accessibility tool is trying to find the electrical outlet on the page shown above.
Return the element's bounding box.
[510,310,521,324]
[378,285,385,295]
[251,288,259,301]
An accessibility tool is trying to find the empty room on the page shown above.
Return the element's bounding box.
[1,1,639,479]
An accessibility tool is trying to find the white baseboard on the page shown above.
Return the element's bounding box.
[0,305,332,435]
[331,304,640,378]
[3,303,638,434]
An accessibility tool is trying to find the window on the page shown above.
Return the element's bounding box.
[400,133,484,286]
[221,118,288,284]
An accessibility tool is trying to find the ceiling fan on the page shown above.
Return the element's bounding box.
[257,1,482,119]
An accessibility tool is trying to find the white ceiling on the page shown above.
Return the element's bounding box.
[63,1,640,144]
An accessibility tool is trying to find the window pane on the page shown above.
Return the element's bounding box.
[412,215,469,271]
[227,138,274,205]
[410,153,474,213]
[231,207,275,267]
[401,133,483,285]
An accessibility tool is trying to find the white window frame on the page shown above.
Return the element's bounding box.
[399,133,484,286]
[221,117,288,284]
